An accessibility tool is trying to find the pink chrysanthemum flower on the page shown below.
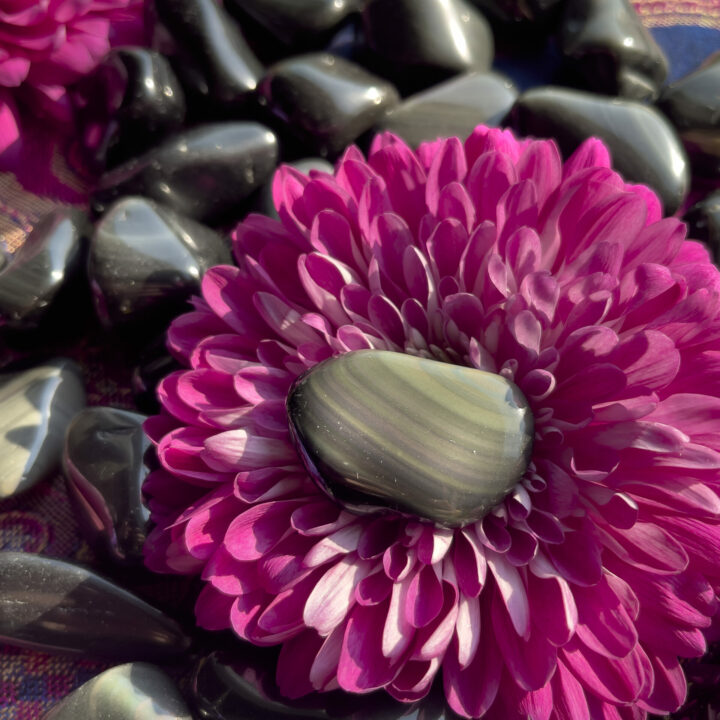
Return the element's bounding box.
[0,0,145,199]
[144,126,720,719]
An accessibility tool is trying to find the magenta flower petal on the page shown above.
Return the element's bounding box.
[144,126,720,718]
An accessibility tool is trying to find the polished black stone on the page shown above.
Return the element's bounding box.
[659,52,720,176]
[0,552,190,659]
[42,663,192,720]
[226,0,362,48]
[89,197,231,329]
[153,0,263,114]
[256,157,334,218]
[512,86,689,214]
[684,190,720,266]
[0,210,87,330]
[375,71,517,147]
[192,651,452,720]
[62,407,151,566]
[259,54,399,158]
[72,48,186,172]
[561,0,668,101]
[287,350,533,526]
[92,123,279,224]
[0,359,85,499]
[362,0,494,92]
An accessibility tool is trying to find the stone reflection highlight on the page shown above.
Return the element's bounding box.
[287,350,534,527]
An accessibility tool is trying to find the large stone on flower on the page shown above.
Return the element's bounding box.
[42,663,192,720]
[512,86,690,214]
[658,52,720,176]
[362,0,494,93]
[287,350,533,526]
[0,552,190,659]
[0,359,85,499]
[153,0,263,114]
[375,71,517,147]
[89,197,231,330]
[72,48,186,172]
[561,0,668,101]
[92,123,279,224]
[258,54,400,158]
[0,209,88,331]
[62,407,151,566]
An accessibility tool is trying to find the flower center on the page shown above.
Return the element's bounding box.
[286,350,534,527]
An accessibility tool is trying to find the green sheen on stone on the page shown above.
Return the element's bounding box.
[287,350,534,527]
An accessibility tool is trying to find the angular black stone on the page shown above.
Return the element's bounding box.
[684,190,720,266]
[361,0,494,93]
[0,552,190,659]
[375,71,517,147]
[0,359,85,499]
[512,86,689,215]
[92,123,279,224]
[42,663,192,720]
[658,52,720,176]
[256,157,334,218]
[226,0,363,48]
[0,209,88,330]
[89,197,231,330]
[259,54,399,158]
[72,48,186,172]
[153,0,263,114]
[62,407,151,566]
[561,0,668,101]
[287,350,533,527]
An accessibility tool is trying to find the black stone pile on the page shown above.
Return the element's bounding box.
[0,0,718,718]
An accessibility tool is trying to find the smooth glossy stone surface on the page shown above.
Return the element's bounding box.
[375,71,517,147]
[0,552,190,659]
[227,0,362,47]
[192,651,450,720]
[62,407,151,565]
[362,0,494,92]
[92,123,279,224]
[0,210,87,330]
[89,197,231,329]
[512,86,689,214]
[659,52,720,176]
[0,359,85,499]
[684,190,720,265]
[153,0,263,113]
[287,350,533,526]
[561,0,668,100]
[257,157,334,218]
[42,663,192,720]
[259,54,399,158]
[72,48,186,172]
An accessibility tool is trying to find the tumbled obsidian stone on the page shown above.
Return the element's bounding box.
[259,54,399,158]
[362,0,494,93]
[153,0,263,114]
[92,123,279,224]
[684,190,720,266]
[62,407,151,566]
[287,350,533,527]
[0,209,88,330]
[226,0,363,48]
[512,86,689,214]
[561,0,668,101]
[42,663,192,720]
[375,71,517,147]
[89,197,231,330]
[0,552,190,659]
[0,359,85,499]
[658,52,720,176]
[72,48,186,172]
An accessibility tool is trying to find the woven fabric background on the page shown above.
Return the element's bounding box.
[0,1,718,717]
